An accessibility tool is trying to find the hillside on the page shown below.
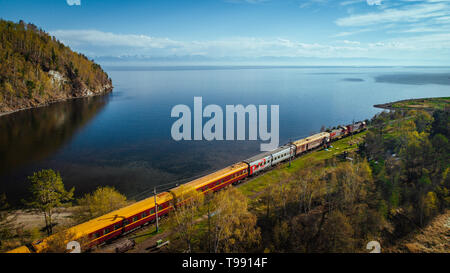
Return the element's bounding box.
[0,19,112,114]
[386,209,449,253]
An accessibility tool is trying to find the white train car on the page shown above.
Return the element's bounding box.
[352,121,366,132]
[243,151,273,176]
[270,145,295,166]
[330,127,346,140]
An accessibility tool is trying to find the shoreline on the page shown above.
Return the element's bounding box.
[0,86,113,118]
[374,96,450,111]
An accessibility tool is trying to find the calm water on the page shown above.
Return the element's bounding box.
[1,66,449,205]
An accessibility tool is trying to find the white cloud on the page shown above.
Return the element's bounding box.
[51,30,180,48]
[367,0,382,5]
[336,3,449,26]
[341,40,361,45]
[66,0,81,6]
[50,29,374,59]
[47,27,450,65]
[332,28,374,37]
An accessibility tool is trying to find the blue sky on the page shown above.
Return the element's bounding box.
[1,0,450,65]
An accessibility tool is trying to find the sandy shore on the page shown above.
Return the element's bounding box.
[9,207,77,231]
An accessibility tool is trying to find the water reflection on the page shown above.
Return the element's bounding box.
[0,95,110,175]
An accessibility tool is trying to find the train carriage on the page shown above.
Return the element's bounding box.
[353,121,366,132]
[12,192,174,253]
[292,137,308,155]
[169,163,248,204]
[293,132,330,155]
[270,145,295,166]
[243,151,273,175]
[330,127,346,140]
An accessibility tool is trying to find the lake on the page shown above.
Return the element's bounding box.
[1,66,449,205]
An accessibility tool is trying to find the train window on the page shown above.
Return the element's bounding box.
[158,205,163,211]
[221,179,224,183]
[94,232,100,238]
[133,216,138,222]
[104,228,110,235]
[142,212,147,218]
[114,224,121,230]
[124,219,129,226]
[150,209,155,214]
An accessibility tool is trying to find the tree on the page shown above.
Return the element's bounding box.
[168,190,204,253]
[320,210,355,253]
[431,110,449,137]
[422,191,438,221]
[0,194,16,250]
[206,187,261,253]
[414,110,432,133]
[74,186,127,223]
[43,226,90,253]
[25,169,74,236]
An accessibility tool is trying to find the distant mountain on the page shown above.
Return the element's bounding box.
[0,19,112,114]
[93,54,393,67]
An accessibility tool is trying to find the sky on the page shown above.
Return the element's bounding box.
[1,0,450,65]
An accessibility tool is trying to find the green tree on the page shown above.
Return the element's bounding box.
[25,169,74,236]
[74,186,127,223]
[414,110,433,133]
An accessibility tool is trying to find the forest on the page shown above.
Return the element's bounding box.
[0,19,112,114]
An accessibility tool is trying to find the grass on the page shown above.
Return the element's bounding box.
[237,131,368,198]
[131,223,166,244]
[390,97,450,111]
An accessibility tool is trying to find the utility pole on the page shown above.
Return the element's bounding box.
[154,187,159,233]
[351,118,355,141]
[289,138,292,168]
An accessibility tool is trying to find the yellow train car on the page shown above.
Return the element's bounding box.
[6,245,32,253]
[293,132,330,155]
[8,192,173,253]
[169,162,248,204]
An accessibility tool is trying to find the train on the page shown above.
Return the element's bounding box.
[7,121,366,253]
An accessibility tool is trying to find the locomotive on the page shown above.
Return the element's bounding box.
[7,121,366,253]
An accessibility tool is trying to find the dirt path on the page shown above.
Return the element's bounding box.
[10,207,76,231]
